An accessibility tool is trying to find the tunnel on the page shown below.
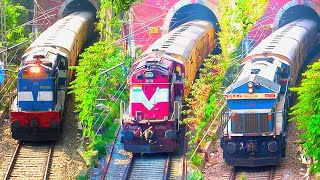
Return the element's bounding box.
[58,0,98,18]
[278,5,319,28]
[169,3,219,33]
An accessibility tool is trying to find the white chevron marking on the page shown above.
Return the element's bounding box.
[130,87,169,110]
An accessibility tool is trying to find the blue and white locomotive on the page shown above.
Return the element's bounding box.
[220,19,319,167]
[10,11,95,141]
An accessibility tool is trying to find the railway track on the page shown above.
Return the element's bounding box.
[102,126,187,180]
[3,142,54,180]
[125,153,169,179]
[221,165,276,180]
[167,153,186,180]
[102,127,132,180]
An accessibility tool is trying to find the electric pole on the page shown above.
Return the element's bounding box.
[128,7,135,60]
[33,0,38,39]
[0,1,7,65]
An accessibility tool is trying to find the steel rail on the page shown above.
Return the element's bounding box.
[4,142,21,180]
[123,154,134,180]
[43,144,54,180]
[4,142,54,180]
[100,126,121,180]
[163,155,170,180]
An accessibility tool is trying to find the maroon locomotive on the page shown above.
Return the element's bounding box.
[121,21,215,153]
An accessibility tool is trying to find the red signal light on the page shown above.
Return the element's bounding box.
[30,66,40,73]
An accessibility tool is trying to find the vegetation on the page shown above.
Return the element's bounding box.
[187,168,204,180]
[3,0,29,44]
[185,0,268,166]
[0,0,30,108]
[1,0,30,62]
[70,0,137,163]
[290,60,320,174]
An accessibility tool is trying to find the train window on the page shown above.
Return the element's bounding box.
[137,74,143,80]
[281,67,287,75]
[175,66,181,80]
[59,59,66,70]
[251,69,260,74]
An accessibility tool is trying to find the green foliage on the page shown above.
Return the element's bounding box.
[218,0,268,58]
[290,60,320,174]
[72,1,133,167]
[1,0,30,63]
[70,40,129,139]
[187,167,204,180]
[191,152,202,166]
[3,0,29,45]
[240,174,247,180]
[11,0,33,9]
[100,0,140,15]
[97,0,139,39]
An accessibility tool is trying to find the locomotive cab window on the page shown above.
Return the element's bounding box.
[174,66,182,81]
[58,58,67,70]
[280,67,288,78]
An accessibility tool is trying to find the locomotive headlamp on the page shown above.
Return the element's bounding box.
[30,66,40,73]
[248,82,254,88]
[268,141,278,152]
[248,88,253,93]
[226,142,236,153]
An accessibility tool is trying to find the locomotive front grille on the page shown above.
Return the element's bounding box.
[234,113,270,133]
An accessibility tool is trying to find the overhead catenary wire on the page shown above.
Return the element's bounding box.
[34,0,52,26]
[6,4,63,33]
[94,80,127,136]
[93,73,127,123]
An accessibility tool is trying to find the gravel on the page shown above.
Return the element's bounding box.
[0,94,87,179]
[50,94,87,179]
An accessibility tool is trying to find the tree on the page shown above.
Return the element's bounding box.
[3,0,29,45]
[2,0,30,64]
[290,60,320,174]
[70,1,136,162]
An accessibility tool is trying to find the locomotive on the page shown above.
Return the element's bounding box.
[121,21,215,153]
[221,19,319,166]
[10,11,95,141]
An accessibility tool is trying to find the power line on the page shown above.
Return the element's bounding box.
[0,40,30,55]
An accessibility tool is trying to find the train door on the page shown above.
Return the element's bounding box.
[57,54,68,90]
[170,70,176,111]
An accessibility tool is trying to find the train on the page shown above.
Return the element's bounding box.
[220,19,319,167]
[10,11,95,141]
[120,20,215,153]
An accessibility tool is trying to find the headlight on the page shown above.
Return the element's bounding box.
[226,142,236,153]
[165,130,174,140]
[268,141,278,152]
